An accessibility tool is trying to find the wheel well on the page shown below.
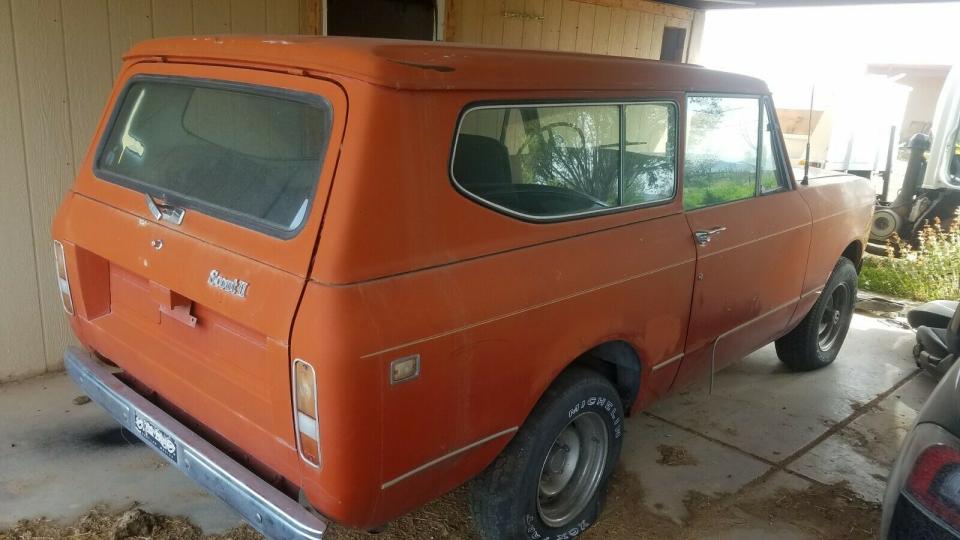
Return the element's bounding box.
[568,341,642,414]
[842,240,863,271]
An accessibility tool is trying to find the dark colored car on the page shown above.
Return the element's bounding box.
[882,321,960,539]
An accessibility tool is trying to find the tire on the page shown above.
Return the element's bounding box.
[775,257,858,371]
[469,368,624,540]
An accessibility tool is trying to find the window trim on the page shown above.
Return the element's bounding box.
[449,99,680,224]
[683,92,786,212]
[92,74,333,240]
[763,96,794,193]
[757,97,790,196]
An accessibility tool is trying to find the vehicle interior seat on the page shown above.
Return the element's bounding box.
[917,304,960,360]
[907,300,959,329]
[453,134,520,210]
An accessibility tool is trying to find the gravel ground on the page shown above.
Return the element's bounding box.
[0,468,879,540]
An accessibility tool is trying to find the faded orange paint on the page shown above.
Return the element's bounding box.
[51,37,874,530]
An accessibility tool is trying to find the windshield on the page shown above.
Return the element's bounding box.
[96,77,331,237]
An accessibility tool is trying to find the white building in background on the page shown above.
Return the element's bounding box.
[867,64,951,142]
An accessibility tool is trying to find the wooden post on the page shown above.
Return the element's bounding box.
[299,0,323,35]
[444,0,457,41]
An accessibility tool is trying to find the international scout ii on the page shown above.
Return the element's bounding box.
[53,37,874,540]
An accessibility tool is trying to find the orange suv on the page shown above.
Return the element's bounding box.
[53,36,875,539]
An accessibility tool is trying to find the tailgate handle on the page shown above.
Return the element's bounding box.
[146,194,185,225]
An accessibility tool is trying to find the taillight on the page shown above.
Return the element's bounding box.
[906,444,960,530]
[53,241,74,315]
[292,359,321,467]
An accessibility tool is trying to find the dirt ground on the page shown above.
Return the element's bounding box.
[0,467,879,540]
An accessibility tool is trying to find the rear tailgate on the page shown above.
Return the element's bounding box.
[54,61,346,481]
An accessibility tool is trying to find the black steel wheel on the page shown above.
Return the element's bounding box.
[776,258,858,371]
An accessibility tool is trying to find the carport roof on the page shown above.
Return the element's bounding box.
[126,36,769,93]
[664,0,955,8]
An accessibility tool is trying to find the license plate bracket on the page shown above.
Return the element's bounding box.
[133,412,179,463]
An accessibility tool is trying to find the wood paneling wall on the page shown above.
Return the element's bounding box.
[445,0,694,59]
[0,0,306,381]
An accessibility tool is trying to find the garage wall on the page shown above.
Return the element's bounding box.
[444,0,696,60]
[0,0,312,382]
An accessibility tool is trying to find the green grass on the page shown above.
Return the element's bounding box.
[859,214,960,302]
[683,176,755,209]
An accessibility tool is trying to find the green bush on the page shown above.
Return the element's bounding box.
[859,212,960,301]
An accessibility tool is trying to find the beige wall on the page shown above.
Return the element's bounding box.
[445,0,696,59]
[0,0,305,382]
[0,0,698,382]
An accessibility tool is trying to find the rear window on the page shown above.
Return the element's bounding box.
[95,77,332,237]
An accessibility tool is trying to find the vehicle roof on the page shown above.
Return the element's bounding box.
[126,36,769,94]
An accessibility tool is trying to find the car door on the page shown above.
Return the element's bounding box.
[673,95,812,388]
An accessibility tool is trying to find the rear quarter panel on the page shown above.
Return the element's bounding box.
[295,84,696,527]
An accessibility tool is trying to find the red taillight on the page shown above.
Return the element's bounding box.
[906,444,960,530]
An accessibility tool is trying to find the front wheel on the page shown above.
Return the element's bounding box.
[469,368,623,540]
[775,257,858,371]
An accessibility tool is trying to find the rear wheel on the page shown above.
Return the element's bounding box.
[470,368,623,540]
[776,258,858,371]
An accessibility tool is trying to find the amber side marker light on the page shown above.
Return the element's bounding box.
[53,240,74,315]
[293,359,321,467]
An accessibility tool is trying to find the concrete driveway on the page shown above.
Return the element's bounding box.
[0,312,933,539]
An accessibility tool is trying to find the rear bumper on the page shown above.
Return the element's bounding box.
[64,346,327,540]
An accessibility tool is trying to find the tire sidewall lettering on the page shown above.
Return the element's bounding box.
[525,391,622,539]
[567,395,623,439]
[525,516,591,540]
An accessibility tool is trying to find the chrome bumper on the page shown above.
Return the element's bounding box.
[64,347,327,540]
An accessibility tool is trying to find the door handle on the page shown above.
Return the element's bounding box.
[694,226,727,246]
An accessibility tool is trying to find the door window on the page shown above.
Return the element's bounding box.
[683,96,760,210]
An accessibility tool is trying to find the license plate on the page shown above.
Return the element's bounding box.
[133,412,178,463]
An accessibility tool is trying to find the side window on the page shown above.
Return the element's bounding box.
[624,104,678,205]
[452,102,677,219]
[683,96,760,210]
[759,100,787,193]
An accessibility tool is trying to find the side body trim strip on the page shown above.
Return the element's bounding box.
[381,427,519,490]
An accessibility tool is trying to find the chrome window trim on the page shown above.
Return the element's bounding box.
[449,100,680,223]
[760,96,793,193]
[292,358,322,469]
